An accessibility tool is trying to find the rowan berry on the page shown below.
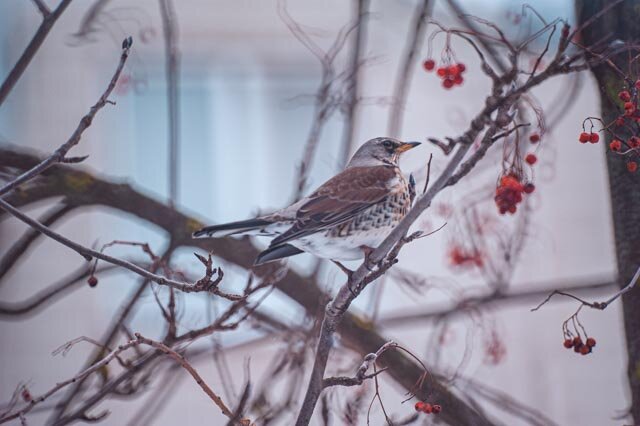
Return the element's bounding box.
[423,59,435,71]
[619,90,631,102]
[525,153,537,165]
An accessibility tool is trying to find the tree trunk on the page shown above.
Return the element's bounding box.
[577,0,640,420]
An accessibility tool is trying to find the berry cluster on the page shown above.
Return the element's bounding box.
[578,132,599,144]
[578,83,640,173]
[563,336,597,356]
[494,175,535,215]
[414,401,442,415]
[423,59,466,89]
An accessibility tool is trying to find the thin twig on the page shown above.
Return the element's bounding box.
[0,0,72,106]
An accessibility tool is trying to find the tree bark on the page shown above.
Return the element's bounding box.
[577,0,640,420]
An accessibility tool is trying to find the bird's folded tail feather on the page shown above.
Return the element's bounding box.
[193,218,273,238]
[254,244,304,265]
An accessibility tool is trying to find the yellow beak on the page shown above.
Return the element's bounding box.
[395,141,421,153]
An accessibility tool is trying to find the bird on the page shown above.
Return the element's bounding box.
[193,137,421,265]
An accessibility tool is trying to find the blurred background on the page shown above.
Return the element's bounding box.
[0,0,629,425]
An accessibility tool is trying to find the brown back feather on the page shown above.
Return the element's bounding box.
[270,166,397,247]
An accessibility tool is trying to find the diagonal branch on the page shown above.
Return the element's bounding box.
[0,0,72,106]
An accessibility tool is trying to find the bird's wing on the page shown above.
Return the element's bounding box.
[270,165,397,247]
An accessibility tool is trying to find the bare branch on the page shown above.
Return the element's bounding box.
[0,0,72,106]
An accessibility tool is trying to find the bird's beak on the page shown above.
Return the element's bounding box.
[395,141,421,153]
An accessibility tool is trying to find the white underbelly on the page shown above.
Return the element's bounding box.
[290,225,395,261]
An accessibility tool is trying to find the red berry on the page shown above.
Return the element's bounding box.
[436,67,446,77]
[442,79,454,89]
[432,404,442,414]
[630,137,640,148]
[525,153,537,165]
[422,403,433,414]
[610,139,622,151]
[448,64,460,75]
[88,276,98,287]
[423,59,435,71]
[616,117,625,126]
[624,101,634,110]
[573,336,582,346]
[628,161,638,173]
[508,205,517,214]
[415,401,425,411]
[454,75,464,85]
[636,80,640,90]
[580,345,591,355]
[574,343,583,353]
[457,63,466,72]
[563,339,574,349]
[589,132,600,143]
[579,132,590,143]
[529,133,540,143]
[586,337,596,347]
[523,183,535,194]
[619,90,631,102]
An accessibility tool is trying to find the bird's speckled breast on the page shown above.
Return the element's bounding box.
[291,171,411,261]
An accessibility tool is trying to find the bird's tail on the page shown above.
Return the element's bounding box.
[193,218,273,238]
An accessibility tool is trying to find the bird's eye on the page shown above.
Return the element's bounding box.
[383,140,393,149]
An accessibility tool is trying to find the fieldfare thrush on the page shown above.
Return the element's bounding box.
[193,137,420,265]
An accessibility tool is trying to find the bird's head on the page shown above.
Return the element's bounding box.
[346,137,421,168]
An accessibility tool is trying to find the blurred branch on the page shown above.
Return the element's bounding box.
[278,2,360,200]
[0,0,72,106]
[159,0,181,207]
[0,37,132,198]
[0,202,75,282]
[380,276,616,327]
[387,0,433,137]
[337,0,369,169]
[0,264,117,319]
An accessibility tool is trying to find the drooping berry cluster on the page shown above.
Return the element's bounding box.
[563,336,597,356]
[494,174,535,215]
[561,307,596,356]
[578,82,640,173]
[423,59,466,89]
[414,401,442,415]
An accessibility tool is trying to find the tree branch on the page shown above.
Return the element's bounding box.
[0,0,72,106]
